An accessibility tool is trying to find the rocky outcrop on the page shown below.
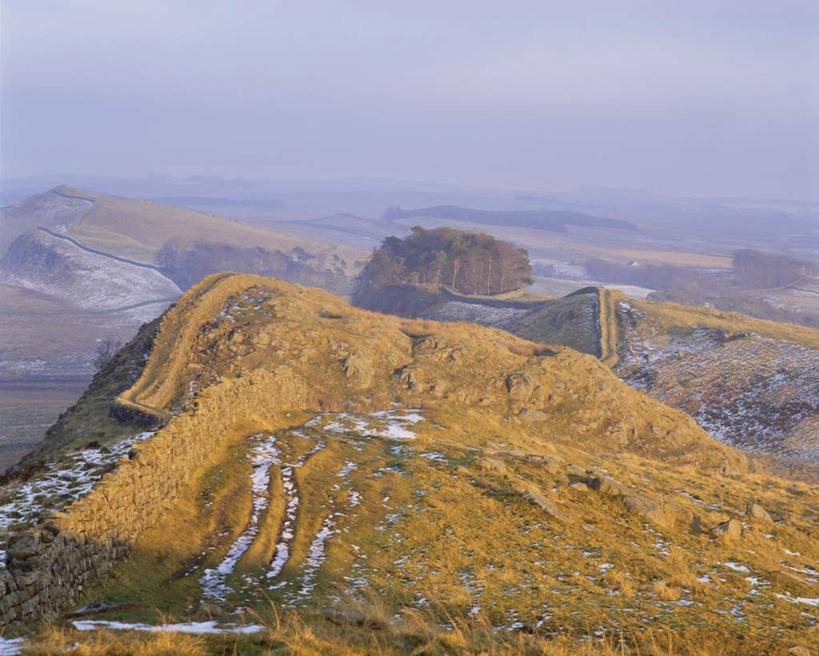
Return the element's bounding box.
[0,274,749,625]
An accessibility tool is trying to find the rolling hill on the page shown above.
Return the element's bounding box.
[0,187,367,472]
[356,282,819,480]
[0,275,816,655]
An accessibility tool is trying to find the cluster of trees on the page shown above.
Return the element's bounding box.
[356,227,532,297]
[156,239,349,292]
[582,258,691,291]
[732,249,809,290]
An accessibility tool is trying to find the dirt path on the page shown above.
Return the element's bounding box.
[598,289,619,368]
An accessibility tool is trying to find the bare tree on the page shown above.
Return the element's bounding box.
[93,338,123,372]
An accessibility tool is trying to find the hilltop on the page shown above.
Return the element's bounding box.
[0,188,367,467]
[354,280,819,479]
[1,275,816,655]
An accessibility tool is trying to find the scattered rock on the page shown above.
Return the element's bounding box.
[746,503,772,523]
[711,518,742,541]
[664,501,695,526]
[622,495,666,525]
[566,464,590,477]
[787,646,812,656]
[514,484,568,521]
[529,453,564,474]
[589,476,631,497]
[479,458,508,475]
[568,481,589,492]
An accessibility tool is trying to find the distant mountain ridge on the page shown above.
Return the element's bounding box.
[383,204,639,233]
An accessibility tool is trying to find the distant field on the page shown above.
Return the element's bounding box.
[585,247,733,268]
[0,379,88,473]
[528,276,655,299]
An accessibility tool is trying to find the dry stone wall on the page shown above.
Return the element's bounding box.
[1,366,311,626]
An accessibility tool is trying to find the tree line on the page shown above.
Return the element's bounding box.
[732,249,809,290]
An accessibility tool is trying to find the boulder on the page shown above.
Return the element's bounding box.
[568,481,589,492]
[622,495,666,525]
[746,503,772,523]
[711,518,742,541]
[664,501,695,526]
[787,647,812,656]
[479,458,508,475]
[589,476,631,497]
[529,453,565,475]
[519,488,568,521]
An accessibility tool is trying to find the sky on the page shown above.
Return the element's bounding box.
[1,0,817,200]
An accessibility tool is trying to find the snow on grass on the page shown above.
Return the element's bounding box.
[0,431,154,567]
[775,594,819,607]
[721,562,750,573]
[267,466,299,581]
[201,434,282,600]
[0,637,24,655]
[72,620,266,634]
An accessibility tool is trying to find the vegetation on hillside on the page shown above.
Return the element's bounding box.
[732,248,811,290]
[574,248,819,329]
[157,238,348,292]
[353,227,533,309]
[3,275,817,655]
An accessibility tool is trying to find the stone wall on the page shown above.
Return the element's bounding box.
[0,366,311,626]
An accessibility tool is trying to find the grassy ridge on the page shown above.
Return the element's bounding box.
[8,273,818,654]
[56,187,363,269]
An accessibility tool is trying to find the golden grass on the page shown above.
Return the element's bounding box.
[585,247,732,269]
[30,273,816,656]
[632,296,819,348]
[58,187,362,269]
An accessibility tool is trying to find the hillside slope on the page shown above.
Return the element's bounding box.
[615,298,819,470]
[0,186,362,270]
[0,188,367,458]
[357,286,819,474]
[1,275,816,655]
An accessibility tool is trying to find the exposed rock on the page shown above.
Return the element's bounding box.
[529,453,565,474]
[711,518,742,540]
[518,488,568,521]
[746,503,773,523]
[566,464,590,477]
[622,495,666,525]
[479,458,508,475]
[663,501,695,526]
[589,476,632,497]
[787,646,812,656]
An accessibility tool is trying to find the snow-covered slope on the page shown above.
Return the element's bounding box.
[615,301,819,467]
[0,230,180,311]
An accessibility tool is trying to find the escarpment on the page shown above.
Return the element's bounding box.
[1,274,753,625]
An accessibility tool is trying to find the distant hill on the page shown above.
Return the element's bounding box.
[0,186,366,381]
[383,204,639,233]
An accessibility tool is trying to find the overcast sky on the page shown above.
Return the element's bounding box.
[1,0,817,200]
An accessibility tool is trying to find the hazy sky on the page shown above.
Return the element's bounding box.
[2,1,817,199]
